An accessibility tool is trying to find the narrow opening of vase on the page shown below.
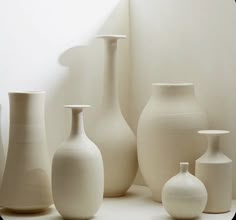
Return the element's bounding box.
[180,162,189,173]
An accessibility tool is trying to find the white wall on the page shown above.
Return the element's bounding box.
[0,0,130,158]
[130,0,236,197]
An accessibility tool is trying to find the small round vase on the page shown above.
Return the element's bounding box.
[52,105,104,220]
[137,83,208,202]
[89,35,138,197]
[0,91,52,213]
[195,130,232,213]
[162,162,207,219]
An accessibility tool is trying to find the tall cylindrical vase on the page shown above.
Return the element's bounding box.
[137,83,208,202]
[0,92,53,213]
[0,105,5,188]
[195,130,232,213]
[89,35,138,197]
[52,105,104,219]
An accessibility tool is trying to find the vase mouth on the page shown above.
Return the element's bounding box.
[198,130,230,135]
[9,91,45,95]
[64,105,91,109]
[96,34,126,40]
[152,83,193,87]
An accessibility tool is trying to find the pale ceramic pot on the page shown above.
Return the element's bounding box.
[162,162,207,219]
[137,83,208,202]
[196,130,232,213]
[52,105,104,220]
[0,91,53,213]
[89,35,138,197]
[0,105,5,189]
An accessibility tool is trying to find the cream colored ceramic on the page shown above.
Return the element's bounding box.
[0,91,52,213]
[52,105,104,219]
[89,35,138,197]
[137,83,208,202]
[162,162,207,219]
[196,130,232,213]
[0,105,5,189]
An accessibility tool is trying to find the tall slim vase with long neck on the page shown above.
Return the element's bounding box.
[0,91,52,213]
[52,105,104,219]
[195,130,232,213]
[89,35,138,197]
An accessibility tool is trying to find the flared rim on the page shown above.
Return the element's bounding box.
[96,35,126,40]
[152,83,193,86]
[64,105,91,109]
[9,91,45,94]
[198,130,230,135]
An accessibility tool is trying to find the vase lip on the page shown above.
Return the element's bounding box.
[198,130,230,135]
[96,34,126,40]
[9,91,45,95]
[64,105,91,109]
[152,83,193,87]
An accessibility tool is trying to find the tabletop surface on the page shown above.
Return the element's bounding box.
[0,185,235,220]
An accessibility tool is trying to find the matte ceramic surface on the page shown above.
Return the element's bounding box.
[162,162,207,219]
[52,105,104,219]
[196,130,232,213]
[0,105,5,189]
[89,35,138,197]
[0,92,53,213]
[137,83,208,202]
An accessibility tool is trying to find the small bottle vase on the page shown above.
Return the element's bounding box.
[162,162,207,219]
[195,130,232,213]
[52,105,104,220]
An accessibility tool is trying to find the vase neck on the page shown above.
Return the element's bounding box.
[206,135,220,154]
[179,162,189,174]
[152,83,195,99]
[101,39,119,111]
[69,109,85,138]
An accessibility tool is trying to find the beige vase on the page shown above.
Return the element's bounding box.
[137,83,208,202]
[162,162,207,219]
[52,105,104,219]
[195,130,232,213]
[0,91,53,213]
[89,35,138,197]
[0,105,5,188]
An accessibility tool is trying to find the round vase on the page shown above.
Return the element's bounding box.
[137,83,208,202]
[89,35,138,197]
[0,105,5,189]
[0,91,52,213]
[52,105,104,220]
[195,130,232,213]
[162,162,207,219]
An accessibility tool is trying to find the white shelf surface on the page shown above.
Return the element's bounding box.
[1,185,235,220]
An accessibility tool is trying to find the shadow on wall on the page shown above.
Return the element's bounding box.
[45,0,130,157]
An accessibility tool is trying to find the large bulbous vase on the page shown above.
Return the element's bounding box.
[137,83,208,202]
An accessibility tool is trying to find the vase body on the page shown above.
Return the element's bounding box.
[89,35,138,197]
[137,83,208,202]
[0,92,52,213]
[162,162,207,219]
[195,130,232,213]
[52,105,104,219]
[0,105,5,189]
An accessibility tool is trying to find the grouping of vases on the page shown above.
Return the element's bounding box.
[0,34,233,220]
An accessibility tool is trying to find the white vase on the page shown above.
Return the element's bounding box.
[195,130,232,213]
[0,105,5,189]
[137,83,208,202]
[0,91,52,213]
[162,162,207,219]
[52,105,104,220]
[89,35,138,197]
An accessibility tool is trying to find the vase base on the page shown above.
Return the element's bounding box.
[204,209,230,214]
[3,207,50,214]
[104,191,126,198]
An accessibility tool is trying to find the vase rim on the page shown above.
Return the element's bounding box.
[64,105,91,109]
[96,34,126,40]
[152,83,193,87]
[198,130,230,135]
[9,91,45,94]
